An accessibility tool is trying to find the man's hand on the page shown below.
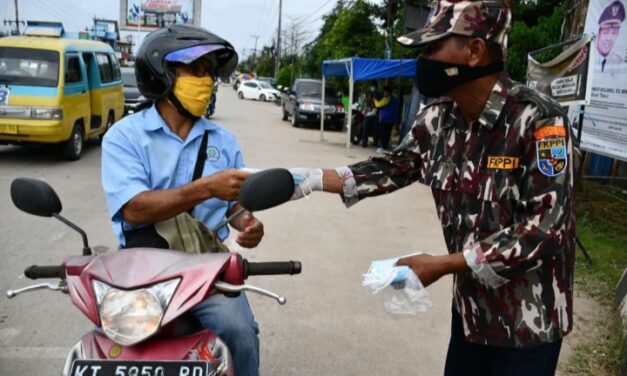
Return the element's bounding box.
[231,212,264,248]
[289,168,323,200]
[396,253,469,287]
[203,169,250,201]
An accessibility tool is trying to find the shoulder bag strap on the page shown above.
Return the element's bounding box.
[188,130,209,214]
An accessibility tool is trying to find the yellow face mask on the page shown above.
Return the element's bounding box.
[172,76,214,117]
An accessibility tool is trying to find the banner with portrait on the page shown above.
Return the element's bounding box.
[569,0,627,161]
[120,0,198,30]
[527,36,593,106]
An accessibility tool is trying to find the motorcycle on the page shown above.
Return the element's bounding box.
[7,168,301,376]
[350,106,364,145]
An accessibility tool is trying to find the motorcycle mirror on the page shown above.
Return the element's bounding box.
[239,168,294,212]
[11,178,62,217]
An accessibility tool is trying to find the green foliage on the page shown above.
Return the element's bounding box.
[316,1,384,60]
[562,180,627,375]
[507,1,566,82]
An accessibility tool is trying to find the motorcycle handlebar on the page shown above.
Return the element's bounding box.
[24,265,65,280]
[243,260,302,278]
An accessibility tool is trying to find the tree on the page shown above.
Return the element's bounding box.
[507,0,566,81]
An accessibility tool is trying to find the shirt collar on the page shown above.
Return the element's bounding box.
[476,72,512,130]
[142,104,220,135]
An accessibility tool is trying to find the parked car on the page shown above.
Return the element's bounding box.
[257,76,277,88]
[281,79,345,130]
[121,67,152,115]
[237,79,281,102]
[0,26,124,160]
[232,72,254,91]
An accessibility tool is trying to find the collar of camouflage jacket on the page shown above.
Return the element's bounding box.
[475,71,512,130]
[431,71,513,131]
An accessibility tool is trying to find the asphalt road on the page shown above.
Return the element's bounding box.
[0,86,456,375]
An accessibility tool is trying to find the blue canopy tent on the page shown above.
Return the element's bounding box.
[320,57,416,149]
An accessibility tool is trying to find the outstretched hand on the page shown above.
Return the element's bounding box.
[396,253,469,287]
[289,168,323,200]
[203,169,250,201]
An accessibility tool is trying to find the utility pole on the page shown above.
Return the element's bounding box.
[275,0,283,79]
[250,34,260,72]
[14,0,20,34]
[3,0,24,35]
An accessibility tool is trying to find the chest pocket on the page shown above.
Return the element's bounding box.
[202,147,229,176]
[460,170,520,202]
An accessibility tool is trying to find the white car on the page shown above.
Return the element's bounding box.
[237,79,281,102]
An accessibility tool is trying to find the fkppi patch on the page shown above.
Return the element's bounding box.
[487,156,520,170]
[536,138,567,176]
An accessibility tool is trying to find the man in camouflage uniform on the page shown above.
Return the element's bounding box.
[290,1,575,374]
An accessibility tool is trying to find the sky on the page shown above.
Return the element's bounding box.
[1,0,382,58]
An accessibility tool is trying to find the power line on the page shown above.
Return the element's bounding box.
[255,0,270,36]
[294,0,335,23]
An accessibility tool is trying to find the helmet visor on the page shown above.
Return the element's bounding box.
[164,44,226,65]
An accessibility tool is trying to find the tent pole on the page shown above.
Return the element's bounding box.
[320,74,326,141]
[347,59,354,151]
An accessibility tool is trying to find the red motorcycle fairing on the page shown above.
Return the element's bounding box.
[62,249,245,326]
[81,330,219,360]
[63,330,233,376]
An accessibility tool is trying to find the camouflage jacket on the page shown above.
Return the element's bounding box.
[337,73,576,348]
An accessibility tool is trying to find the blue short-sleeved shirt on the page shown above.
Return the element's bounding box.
[101,105,244,246]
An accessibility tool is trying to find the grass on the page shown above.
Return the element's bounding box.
[561,180,627,375]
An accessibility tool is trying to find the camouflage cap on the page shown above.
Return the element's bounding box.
[397,1,512,50]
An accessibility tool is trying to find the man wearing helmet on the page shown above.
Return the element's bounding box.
[101,25,262,375]
[289,1,575,374]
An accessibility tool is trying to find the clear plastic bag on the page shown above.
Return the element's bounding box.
[380,268,432,315]
[362,254,433,316]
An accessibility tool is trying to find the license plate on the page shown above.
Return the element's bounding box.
[0,124,18,134]
[70,360,211,376]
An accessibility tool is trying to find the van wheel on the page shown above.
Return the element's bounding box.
[62,123,84,161]
[238,92,244,99]
[259,94,266,102]
[99,112,114,142]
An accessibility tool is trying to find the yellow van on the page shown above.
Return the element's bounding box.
[0,25,124,160]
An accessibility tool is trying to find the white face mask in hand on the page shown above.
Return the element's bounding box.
[288,168,323,200]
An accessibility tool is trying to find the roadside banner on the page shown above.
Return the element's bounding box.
[527,35,593,106]
[568,0,627,161]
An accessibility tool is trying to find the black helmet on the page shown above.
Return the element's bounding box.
[135,24,238,100]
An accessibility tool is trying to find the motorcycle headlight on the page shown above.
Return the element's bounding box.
[92,279,180,346]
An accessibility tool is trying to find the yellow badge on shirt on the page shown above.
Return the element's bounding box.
[487,156,520,170]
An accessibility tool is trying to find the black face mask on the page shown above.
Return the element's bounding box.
[416,57,504,98]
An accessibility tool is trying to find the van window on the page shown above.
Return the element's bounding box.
[109,53,121,82]
[0,47,59,87]
[96,53,113,83]
[65,55,83,84]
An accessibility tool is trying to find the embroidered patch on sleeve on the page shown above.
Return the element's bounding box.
[536,137,568,176]
[487,156,520,170]
[534,125,566,140]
